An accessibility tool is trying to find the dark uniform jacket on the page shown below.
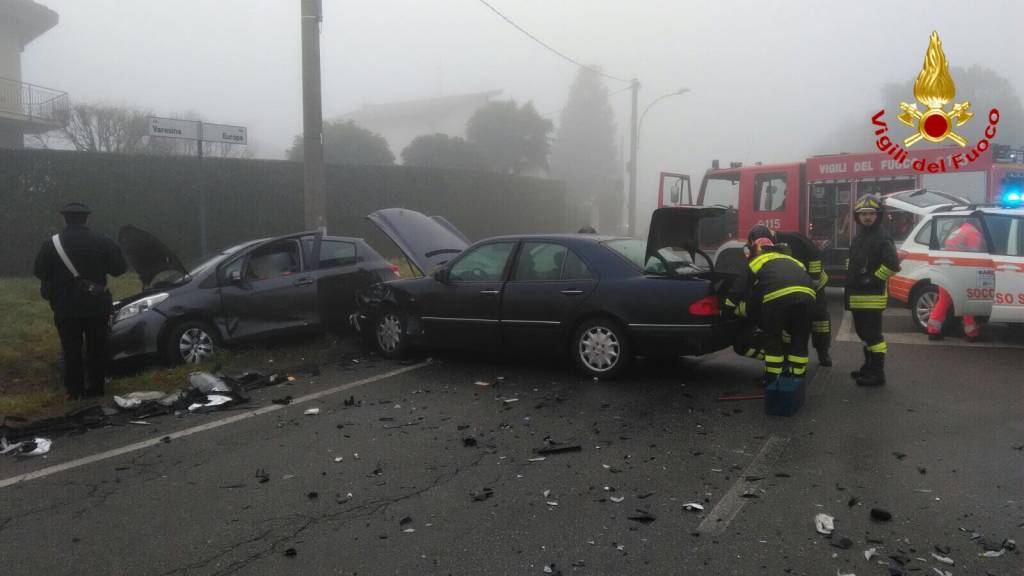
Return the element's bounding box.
[34,224,127,319]
[725,248,816,317]
[844,219,900,310]
[776,232,827,290]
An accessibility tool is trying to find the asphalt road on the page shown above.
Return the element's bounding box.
[0,293,1021,576]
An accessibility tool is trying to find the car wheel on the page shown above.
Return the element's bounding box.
[375,311,409,359]
[164,320,219,365]
[573,317,632,379]
[910,284,940,333]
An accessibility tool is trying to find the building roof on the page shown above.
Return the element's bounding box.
[340,90,501,123]
[0,0,58,48]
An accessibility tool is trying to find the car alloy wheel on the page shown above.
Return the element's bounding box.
[376,312,404,354]
[579,325,621,373]
[913,286,939,332]
[179,327,214,364]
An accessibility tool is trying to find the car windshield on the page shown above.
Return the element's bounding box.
[603,239,710,276]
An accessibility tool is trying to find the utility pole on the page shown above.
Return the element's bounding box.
[197,120,207,255]
[301,0,326,232]
[627,78,640,237]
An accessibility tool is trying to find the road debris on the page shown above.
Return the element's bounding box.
[462,437,477,447]
[303,408,320,416]
[474,381,491,387]
[627,509,656,523]
[870,508,893,522]
[188,394,233,412]
[864,547,878,561]
[830,536,853,549]
[255,468,270,483]
[683,503,704,512]
[283,547,297,557]
[272,396,293,405]
[470,488,494,502]
[815,513,835,535]
[0,436,51,456]
[527,457,546,462]
[609,496,625,503]
[343,395,356,407]
[930,569,951,576]
[979,549,1005,558]
[535,437,581,455]
[930,552,954,565]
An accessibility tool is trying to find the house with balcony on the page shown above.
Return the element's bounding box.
[0,0,66,148]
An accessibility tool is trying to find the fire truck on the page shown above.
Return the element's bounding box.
[657,144,1024,282]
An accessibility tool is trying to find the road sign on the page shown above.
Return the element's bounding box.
[148,117,199,140]
[203,123,247,145]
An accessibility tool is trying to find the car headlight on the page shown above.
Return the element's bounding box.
[114,293,169,323]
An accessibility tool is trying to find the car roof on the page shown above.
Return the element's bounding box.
[929,206,1024,216]
[475,234,629,243]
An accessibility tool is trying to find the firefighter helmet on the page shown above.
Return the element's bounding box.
[747,224,776,244]
[854,194,882,213]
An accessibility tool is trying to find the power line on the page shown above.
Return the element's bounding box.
[476,0,630,84]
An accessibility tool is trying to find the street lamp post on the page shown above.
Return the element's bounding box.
[627,87,690,236]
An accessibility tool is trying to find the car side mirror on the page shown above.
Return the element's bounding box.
[228,270,243,284]
[433,268,449,284]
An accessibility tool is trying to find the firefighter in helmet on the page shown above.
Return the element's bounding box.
[725,231,816,386]
[927,219,984,341]
[845,194,900,386]
[746,225,834,366]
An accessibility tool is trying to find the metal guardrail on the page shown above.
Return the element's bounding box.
[0,76,68,126]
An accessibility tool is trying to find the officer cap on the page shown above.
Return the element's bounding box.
[59,202,92,215]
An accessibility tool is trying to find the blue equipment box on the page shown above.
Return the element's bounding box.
[765,376,805,417]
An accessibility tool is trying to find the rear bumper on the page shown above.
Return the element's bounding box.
[628,318,738,356]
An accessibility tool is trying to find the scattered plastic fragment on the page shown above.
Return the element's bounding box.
[0,436,51,456]
[979,549,1005,558]
[535,440,582,455]
[128,420,151,426]
[343,395,356,407]
[475,381,491,387]
[470,488,494,502]
[683,503,704,511]
[815,513,835,535]
[307,491,319,500]
[255,468,270,483]
[190,372,232,393]
[628,509,656,523]
[837,571,855,576]
[272,396,293,405]
[863,547,877,561]
[462,437,477,447]
[870,508,892,522]
[304,408,320,416]
[527,457,546,462]
[400,516,412,525]
[546,501,559,507]
[848,497,859,508]
[502,398,519,404]
[283,547,297,557]
[931,569,951,576]
[188,394,233,411]
[609,496,625,503]
[930,552,954,565]
[403,528,415,533]
[334,457,344,462]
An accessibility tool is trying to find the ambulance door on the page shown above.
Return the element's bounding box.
[989,215,1024,322]
[927,215,994,316]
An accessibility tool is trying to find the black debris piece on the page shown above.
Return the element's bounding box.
[830,537,853,549]
[379,417,395,422]
[283,548,297,557]
[886,567,907,576]
[636,491,655,499]
[918,466,927,474]
[462,436,478,447]
[343,396,356,407]
[307,492,319,500]
[870,508,893,522]
[571,561,586,567]
[160,436,171,444]
[740,492,760,499]
[456,424,470,430]
[628,510,656,524]
[774,472,791,478]
[892,451,907,460]
[400,516,413,526]
[535,437,582,455]
[847,497,859,508]
[470,487,494,502]
[255,468,270,484]
[888,553,910,565]
[744,475,765,482]
[219,483,246,489]
[1003,538,1017,551]
[866,537,885,544]
[935,544,952,554]
[272,396,293,406]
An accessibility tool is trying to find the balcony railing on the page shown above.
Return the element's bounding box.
[0,77,68,128]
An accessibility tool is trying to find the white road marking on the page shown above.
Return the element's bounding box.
[836,312,1024,349]
[697,435,790,536]
[0,361,431,489]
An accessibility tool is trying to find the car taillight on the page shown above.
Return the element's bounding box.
[389,263,401,278]
[689,295,720,316]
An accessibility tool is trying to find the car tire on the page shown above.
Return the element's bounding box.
[910,284,939,333]
[164,320,219,365]
[572,317,632,379]
[374,310,409,359]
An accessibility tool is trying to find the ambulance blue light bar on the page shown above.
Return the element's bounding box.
[1002,189,1022,205]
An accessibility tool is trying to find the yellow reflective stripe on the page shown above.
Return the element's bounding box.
[874,264,897,281]
[787,355,809,363]
[812,321,831,333]
[744,348,758,357]
[737,301,747,318]
[792,366,807,376]
[764,366,783,374]
[763,285,817,303]
[764,355,785,363]
[867,341,888,353]
[749,252,806,273]
[812,321,831,328]
[807,260,822,273]
[815,271,829,290]
[724,298,736,307]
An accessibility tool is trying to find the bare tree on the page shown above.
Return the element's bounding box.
[51,103,152,153]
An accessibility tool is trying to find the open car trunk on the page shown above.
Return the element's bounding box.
[645,206,744,300]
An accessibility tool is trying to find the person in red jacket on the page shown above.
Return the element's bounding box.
[927,220,983,341]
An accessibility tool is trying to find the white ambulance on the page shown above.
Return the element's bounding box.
[884,188,1024,331]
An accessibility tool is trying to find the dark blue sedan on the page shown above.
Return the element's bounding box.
[352,208,738,378]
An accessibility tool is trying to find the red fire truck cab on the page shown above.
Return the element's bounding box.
[658,144,1024,283]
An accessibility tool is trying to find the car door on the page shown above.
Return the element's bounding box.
[218,233,320,339]
[501,242,599,352]
[988,215,1024,322]
[422,241,517,350]
[307,238,371,328]
[926,215,994,316]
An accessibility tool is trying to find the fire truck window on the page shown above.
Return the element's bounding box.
[702,175,739,208]
[753,174,787,212]
[934,217,987,253]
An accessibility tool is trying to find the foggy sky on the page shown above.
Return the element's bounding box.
[21,0,1024,224]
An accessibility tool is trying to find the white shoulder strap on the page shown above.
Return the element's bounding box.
[52,234,80,278]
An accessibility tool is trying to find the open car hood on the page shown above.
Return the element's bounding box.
[118,225,189,289]
[366,208,470,274]
[645,206,728,265]
[881,188,969,216]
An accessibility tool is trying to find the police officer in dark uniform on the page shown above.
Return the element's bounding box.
[34,202,126,399]
[845,194,900,386]
[725,234,817,386]
[745,225,831,364]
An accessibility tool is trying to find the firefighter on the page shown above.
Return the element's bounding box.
[725,235,816,386]
[927,219,983,341]
[845,194,900,386]
[749,224,835,362]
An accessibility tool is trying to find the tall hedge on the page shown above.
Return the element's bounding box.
[0,149,571,275]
